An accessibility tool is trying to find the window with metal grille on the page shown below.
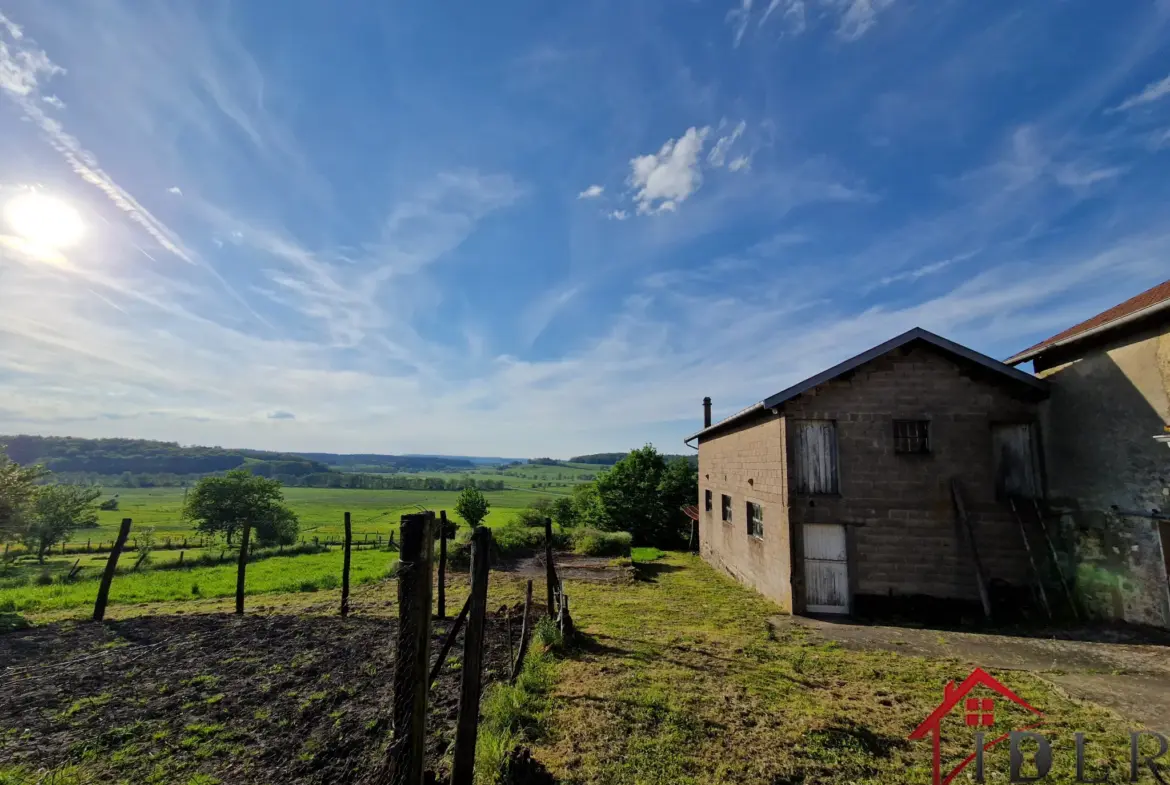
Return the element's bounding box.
[893,420,930,454]
[747,502,763,539]
[721,494,732,524]
[704,489,713,512]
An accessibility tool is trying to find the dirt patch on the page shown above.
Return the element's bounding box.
[0,610,521,783]
[780,615,1170,730]
[499,552,633,585]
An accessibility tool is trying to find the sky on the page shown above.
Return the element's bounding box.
[0,0,1169,458]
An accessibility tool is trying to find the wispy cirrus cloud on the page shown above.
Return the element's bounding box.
[1109,72,1170,113]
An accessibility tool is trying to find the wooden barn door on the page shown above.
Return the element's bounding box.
[793,420,839,494]
[991,423,1041,499]
[802,523,849,614]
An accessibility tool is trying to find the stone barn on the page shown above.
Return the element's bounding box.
[685,328,1050,617]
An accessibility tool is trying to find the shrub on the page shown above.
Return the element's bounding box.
[571,529,632,558]
[190,583,201,596]
[298,579,319,593]
[35,570,53,586]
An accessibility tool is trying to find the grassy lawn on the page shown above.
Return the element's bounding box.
[529,554,1141,785]
[83,485,570,544]
[0,548,398,614]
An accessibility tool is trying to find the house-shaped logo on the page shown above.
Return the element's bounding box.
[908,667,1045,785]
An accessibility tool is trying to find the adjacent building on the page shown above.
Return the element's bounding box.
[686,328,1049,617]
[1005,278,1170,628]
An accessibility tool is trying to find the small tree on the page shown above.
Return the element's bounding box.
[0,450,47,543]
[182,469,298,547]
[24,484,102,562]
[570,482,607,529]
[454,487,490,528]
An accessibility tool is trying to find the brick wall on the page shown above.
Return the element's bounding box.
[782,344,1040,605]
[698,411,793,610]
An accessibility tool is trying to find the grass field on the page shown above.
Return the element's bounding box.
[85,485,569,544]
[0,547,398,614]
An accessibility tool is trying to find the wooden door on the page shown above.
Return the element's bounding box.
[991,423,1041,499]
[793,420,839,494]
[1160,522,1170,591]
[802,523,849,614]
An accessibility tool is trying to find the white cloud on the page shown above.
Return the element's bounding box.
[1109,73,1170,113]
[728,155,751,172]
[760,0,806,33]
[727,0,754,47]
[1053,165,1127,188]
[577,184,604,199]
[167,186,183,196]
[707,121,746,167]
[41,94,63,109]
[628,126,711,215]
[608,209,629,221]
[834,0,895,41]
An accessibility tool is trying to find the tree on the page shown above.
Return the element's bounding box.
[24,484,101,562]
[0,450,47,542]
[182,469,298,547]
[658,456,699,544]
[570,481,607,529]
[550,496,578,529]
[454,487,490,528]
[595,445,667,545]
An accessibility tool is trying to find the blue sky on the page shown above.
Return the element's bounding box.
[0,0,1168,458]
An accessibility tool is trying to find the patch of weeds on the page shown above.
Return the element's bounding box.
[58,693,112,719]
[185,775,221,785]
[253,709,271,721]
[474,649,556,783]
[180,674,219,689]
[204,693,225,705]
[0,611,29,633]
[534,616,563,651]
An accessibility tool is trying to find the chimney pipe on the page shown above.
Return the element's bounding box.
[702,397,712,429]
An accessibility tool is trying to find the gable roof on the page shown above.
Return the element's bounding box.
[1006,278,1170,366]
[908,667,1043,739]
[684,327,1047,444]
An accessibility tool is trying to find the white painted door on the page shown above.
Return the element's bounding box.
[803,523,849,614]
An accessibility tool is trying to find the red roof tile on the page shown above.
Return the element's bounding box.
[1008,278,1170,363]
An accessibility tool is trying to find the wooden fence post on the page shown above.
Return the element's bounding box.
[438,510,448,619]
[450,526,492,785]
[92,518,131,622]
[510,579,534,683]
[544,518,556,618]
[341,511,353,617]
[385,512,435,785]
[235,521,251,615]
[179,551,184,566]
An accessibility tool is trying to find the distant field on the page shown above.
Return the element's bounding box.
[87,485,569,543]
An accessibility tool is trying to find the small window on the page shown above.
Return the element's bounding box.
[704,489,713,512]
[747,502,763,539]
[894,420,930,454]
[721,494,732,524]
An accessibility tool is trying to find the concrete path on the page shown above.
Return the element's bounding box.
[775,616,1170,731]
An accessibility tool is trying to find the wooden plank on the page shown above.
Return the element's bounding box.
[544,517,556,619]
[951,480,992,621]
[235,520,251,615]
[438,510,448,620]
[341,511,352,618]
[1009,498,1051,620]
[429,596,471,685]
[510,580,534,683]
[450,526,491,785]
[92,518,132,623]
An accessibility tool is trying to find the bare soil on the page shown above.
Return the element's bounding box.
[0,609,523,783]
[499,553,634,585]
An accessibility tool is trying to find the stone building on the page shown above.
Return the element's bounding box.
[1006,278,1170,628]
[685,328,1049,617]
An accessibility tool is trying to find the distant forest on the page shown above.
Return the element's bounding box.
[570,451,698,467]
[0,435,505,490]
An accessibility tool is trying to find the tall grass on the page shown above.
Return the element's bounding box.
[474,648,556,784]
[0,548,398,614]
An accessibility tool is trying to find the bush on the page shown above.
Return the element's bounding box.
[35,570,53,586]
[571,529,632,558]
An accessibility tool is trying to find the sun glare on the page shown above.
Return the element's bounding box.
[4,191,85,249]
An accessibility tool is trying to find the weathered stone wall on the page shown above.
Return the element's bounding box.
[697,411,793,611]
[781,344,1041,607]
[1034,320,1170,628]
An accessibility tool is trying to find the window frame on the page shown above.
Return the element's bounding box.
[746,501,763,539]
[721,493,733,524]
[893,419,931,455]
[704,489,713,513]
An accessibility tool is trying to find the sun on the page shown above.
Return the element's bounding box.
[3,191,85,249]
